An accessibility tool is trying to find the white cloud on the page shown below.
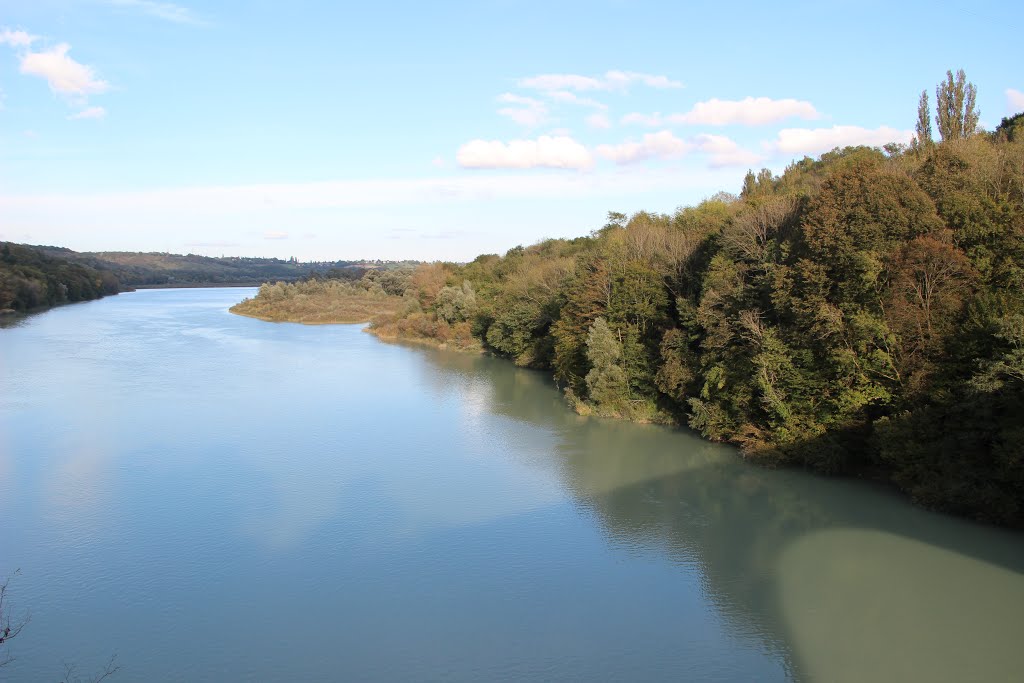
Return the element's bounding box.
[678,97,818,125]
[624,97,819,127]
[691,134,737,155]
[1007,89,1024,112]
[104,0,206,26]
[770,125,913,156]
[68,106,107,120]
[496,93,548,127]
[546,90,607,109]
[263,231,289,240]
[596,130,690,164]
[586,113,612,130]
[20,43,110,97]
[593,131,760,168]
[0,28,38,47]
[519,70,681,92]
[691,134,762,168]
[457,135,593,170]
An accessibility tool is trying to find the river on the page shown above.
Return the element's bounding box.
[1,287,1022,681]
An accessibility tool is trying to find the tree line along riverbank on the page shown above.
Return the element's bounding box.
[234,101,1024,527]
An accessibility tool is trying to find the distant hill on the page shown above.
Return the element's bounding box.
[1,242,420,314]
[31,247,420,288]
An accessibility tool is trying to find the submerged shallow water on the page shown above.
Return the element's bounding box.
[1,288,1022,681]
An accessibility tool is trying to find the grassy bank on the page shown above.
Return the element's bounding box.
[229,279,405,324]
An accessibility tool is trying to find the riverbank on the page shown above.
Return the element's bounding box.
[232,307,382,325]
[0,291,128,329]
[134,282,263,289]
[366,324,483,352]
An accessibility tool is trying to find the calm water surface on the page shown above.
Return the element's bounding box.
[1,288,1022,682]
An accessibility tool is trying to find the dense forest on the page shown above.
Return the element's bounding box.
[0,242,122,312]
[245,72,1024,526]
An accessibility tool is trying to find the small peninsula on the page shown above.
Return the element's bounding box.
[229,278,407,324]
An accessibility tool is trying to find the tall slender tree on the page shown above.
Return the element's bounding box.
[915,89,933,146]
[935,69,979,141]
[741,170,757,198]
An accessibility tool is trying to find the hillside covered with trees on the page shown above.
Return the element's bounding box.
[243,72,1024,526]
[34,247,417,288]
[0,242,122,313]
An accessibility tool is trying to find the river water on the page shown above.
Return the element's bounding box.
[1,288,1022,682]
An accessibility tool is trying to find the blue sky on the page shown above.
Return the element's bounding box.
[1,0,1021,261]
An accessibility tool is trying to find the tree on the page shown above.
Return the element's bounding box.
[741,169,775,198]
[995,112,1024,143]
[915,90,933,147]
[409,262,451,307]
[935,69,979,141]
[884,235,976,387]
[721,196,797,270]
[798,158,943,307]
[435,281,477,324]
[970,314,1024,392]
[0,571,27,669]
[741,170,757,198]
[584,317,629,413]
[552,253,612,390]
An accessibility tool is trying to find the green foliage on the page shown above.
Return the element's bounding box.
[435,281,478,324]
[995,112,1024,143]
[584,317,629,413]
[970,314,1024,391]
[935,69,980,141]
[915,89,933,148]
[0,242,121,312]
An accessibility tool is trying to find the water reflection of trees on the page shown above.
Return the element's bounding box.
[413,345,1024,681]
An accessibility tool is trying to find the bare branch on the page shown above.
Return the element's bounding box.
[60,654,120,683]
[1,570,29,668]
